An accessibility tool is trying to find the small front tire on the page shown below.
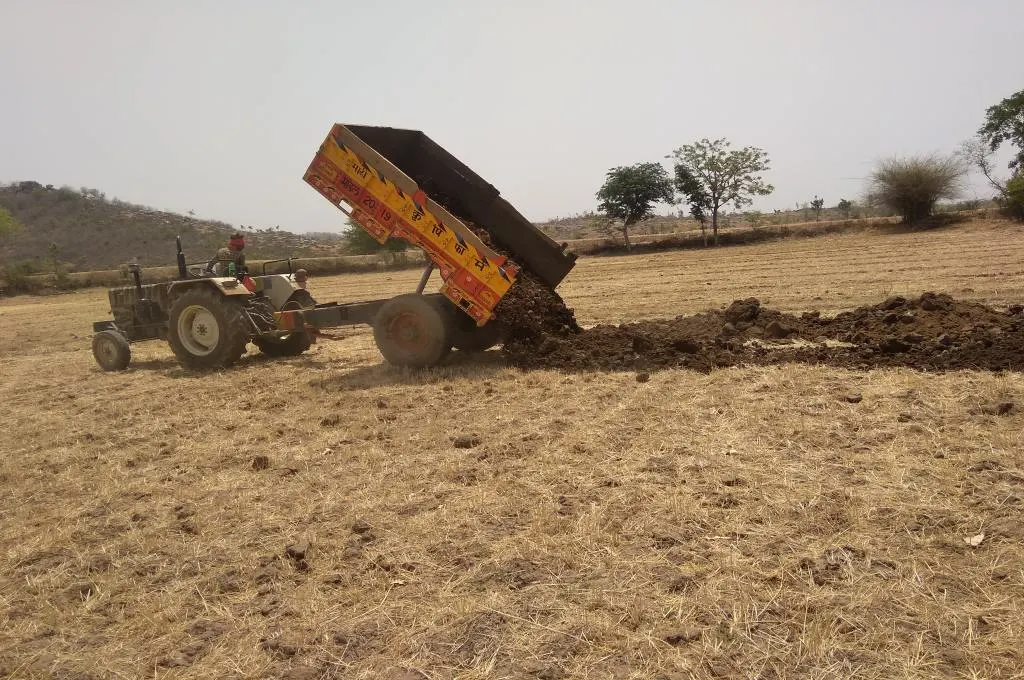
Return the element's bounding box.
[254,332,311,357]
[254,291,314,358]
[436,297,505,353]
[92,330,131,371]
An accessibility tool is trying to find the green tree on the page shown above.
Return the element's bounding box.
[810,195,824,220]
[595,162,674,249]
[46,241,73,289]
[868,155,965,224]
[836,198,853,218]
[668,138,774,245]
[342,218,409,254]
[979,89,1024,171]
[674,165,712,245]
[1004,173,1024,221]
[48,242,63,278]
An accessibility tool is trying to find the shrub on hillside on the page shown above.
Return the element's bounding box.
[0,261,44,294]
[868,154,965,225]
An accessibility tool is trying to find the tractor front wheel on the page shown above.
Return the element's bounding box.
[373,294,451,367]
[253,290,315,358]
[167,286,250,370]
[92,330,131,371]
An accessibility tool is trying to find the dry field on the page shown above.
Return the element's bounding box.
[2,219,1023,679]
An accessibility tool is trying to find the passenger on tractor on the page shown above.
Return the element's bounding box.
[204,233,248,276]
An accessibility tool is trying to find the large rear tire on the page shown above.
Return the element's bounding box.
[167,286,250,370]
[92,330,131,371]
[254,290,314,357]
[373,294,452,367]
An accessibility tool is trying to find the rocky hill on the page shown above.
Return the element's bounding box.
[0,181,345,272]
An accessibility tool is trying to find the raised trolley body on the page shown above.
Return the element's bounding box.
[275,124,578,366]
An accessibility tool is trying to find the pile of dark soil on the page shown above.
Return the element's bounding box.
[461,224,580,348]
[507,293,1024,373]
[493,271,580,351]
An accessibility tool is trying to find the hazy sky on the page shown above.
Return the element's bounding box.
[3,1,1021,232]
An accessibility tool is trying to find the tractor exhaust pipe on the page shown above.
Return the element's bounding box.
[176,236,187,280]
[129,264,143,295]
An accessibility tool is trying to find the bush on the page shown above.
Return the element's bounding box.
[53,268,77,291]
[1003,174,1024,221]
[869,154,965,224]
[0,261,44,294]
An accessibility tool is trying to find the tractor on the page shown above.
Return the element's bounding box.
[91,238,316,371]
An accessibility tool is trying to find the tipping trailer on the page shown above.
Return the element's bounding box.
[280,124,578,366]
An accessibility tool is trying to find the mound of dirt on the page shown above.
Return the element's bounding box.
[508,293,1024,373]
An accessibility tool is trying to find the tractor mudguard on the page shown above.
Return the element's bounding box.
[168,277,253,297]
[246,274,302,310]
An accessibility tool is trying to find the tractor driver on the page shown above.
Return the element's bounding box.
[205,233,247,276]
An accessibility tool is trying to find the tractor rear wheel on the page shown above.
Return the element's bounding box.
[92,330,131,371]
[373,294,452,367]
[167,286,250,370]
[254,290,315,357]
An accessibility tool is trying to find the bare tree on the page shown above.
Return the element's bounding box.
[959,136,1007,196]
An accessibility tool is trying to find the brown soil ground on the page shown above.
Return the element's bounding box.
[495,271,580,349]
[3,218,1024,679]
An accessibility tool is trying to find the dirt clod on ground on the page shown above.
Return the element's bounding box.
[504,292,1024,373]
[452,434,482,449]
[980,401,1015,416]
[285,541,309,562]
